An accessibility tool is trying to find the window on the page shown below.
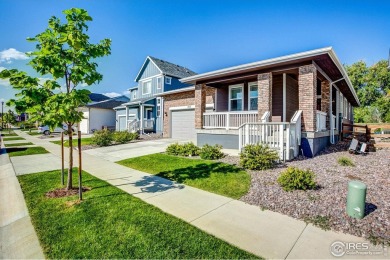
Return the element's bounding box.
[157,76,163,89]
[132,90,137,100]
[156,97,162,117]
[248,82,258,110]
[142,80,152,94]
[229,84,243,111]
[165,76,172,85]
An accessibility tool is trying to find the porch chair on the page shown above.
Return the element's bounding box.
[357,142,368,155]
[348,138,359,154]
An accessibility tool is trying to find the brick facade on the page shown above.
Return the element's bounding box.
[298,64,317,132]
[195,84,206,129]
[321,80,330,129]
[163,86,215,137]
[257,72,272,120]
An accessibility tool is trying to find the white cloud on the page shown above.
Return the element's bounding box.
[103,92,121,98]
[122,90,130,96]
[80,82,88,87]
[0,48,29,64]
[0,78,10,87]
[0,66,6,72]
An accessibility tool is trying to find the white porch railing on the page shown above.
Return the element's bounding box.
[128,119,155,132]
[238,110,302,161]
[203,111,258,130]
[316,110,327,131]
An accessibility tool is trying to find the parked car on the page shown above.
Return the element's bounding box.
[38,124,76,135]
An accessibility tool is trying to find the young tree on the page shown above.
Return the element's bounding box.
[4,110,17,129]
[345,60,390,122]
[0,8,111,189]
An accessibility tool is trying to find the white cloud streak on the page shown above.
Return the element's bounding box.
[103,92,121,98]
[0,48,28,64]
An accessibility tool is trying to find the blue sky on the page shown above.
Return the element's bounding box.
[1,0,389,107]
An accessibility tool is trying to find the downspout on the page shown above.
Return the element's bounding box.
[329,77,344,144]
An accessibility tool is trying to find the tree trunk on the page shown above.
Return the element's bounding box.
[66,123,73,190]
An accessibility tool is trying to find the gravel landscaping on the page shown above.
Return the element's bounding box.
[219,141,390,245]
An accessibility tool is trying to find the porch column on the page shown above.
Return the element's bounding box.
[298,64,317,132]
[140,104,144,133]
[195,84,206,129]
[257,72,272,121]
[321,80,330,129]
[125,106,129,130]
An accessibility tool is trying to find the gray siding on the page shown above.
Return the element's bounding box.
[138,76,163,99]
[164,76,191,92]
[197,133,239,149]
[138,59,161,80]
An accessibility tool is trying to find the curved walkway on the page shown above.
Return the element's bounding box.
[6,130,387,259]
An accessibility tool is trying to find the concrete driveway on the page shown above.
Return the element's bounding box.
[83,138,189,162]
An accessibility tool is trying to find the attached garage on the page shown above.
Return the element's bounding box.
[171,108,196,140]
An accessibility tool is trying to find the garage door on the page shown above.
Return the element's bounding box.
[171,109,196,140]
[118,116,127,131]
[79,118,88,134]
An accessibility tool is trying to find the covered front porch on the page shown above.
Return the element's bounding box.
[123,98,156,133]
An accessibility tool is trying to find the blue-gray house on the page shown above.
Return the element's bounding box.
[115,56,196,134]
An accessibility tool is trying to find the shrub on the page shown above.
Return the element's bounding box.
[166,142,200,157]
[337,156,355,167]
[239,144,279,170]
[91,129,113,146]
[277,167,316,192]
[113,131,139,144]
[199,144,224,160]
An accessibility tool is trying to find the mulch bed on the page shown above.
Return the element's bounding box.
[46,187,91,198]
[219,141,390,245]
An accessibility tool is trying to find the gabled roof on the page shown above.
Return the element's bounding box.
[86,95,129,109]
[89,93,110,102]
[134,56,197,81]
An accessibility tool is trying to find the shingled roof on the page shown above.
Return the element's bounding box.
[148,56,197,79]
[89,93,110,102]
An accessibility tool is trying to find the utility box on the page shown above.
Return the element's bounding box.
[346,181,367,219]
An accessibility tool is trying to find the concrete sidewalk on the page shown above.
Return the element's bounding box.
[0,137,44,259]
[12,130,387,259]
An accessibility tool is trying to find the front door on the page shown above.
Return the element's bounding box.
[144,108,153,119]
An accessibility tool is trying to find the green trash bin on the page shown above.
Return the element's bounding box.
[346,181,367,219]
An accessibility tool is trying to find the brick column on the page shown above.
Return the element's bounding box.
[321,80,330,129]
[298,65,317,131]
[258,72,272,120]
[195,84,206,129]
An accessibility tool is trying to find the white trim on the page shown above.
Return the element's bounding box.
[132,90,137,100]
[156,97,162,117]
[247,81,258,111]
[283,73,286,122]
[169,103,214,111]
[228,84,244,111]
[134,56,163,82]
[157,86,195,96]
[142,80,152,95]
[138,74,163,82]
[157,76,163,89]
[165,76,172,85]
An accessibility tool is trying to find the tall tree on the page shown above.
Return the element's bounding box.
[0,8,111,189]
[345,60,390,123]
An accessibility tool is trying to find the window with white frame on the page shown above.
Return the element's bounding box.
[132,90,137,100]
[248,82,258,110]
[229,84,243,111]
[156,97,161,117]
[142,80,152,95]
[157,76,163,89]
[165,76,172,85]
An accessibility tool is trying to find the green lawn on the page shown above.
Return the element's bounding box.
[117,153,251,199]
[2,136,25,141]
[5,142,34,147]
[6,146,49,157]
[18,169,258,259]
[1,131,18,136]
[50,137,94,147]
[21,128,38,131]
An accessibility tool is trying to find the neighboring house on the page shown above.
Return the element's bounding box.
[162,47,359,159]
[79,94,129,134]
[115,56,196,134]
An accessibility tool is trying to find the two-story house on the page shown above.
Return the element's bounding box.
[115,56,196,134]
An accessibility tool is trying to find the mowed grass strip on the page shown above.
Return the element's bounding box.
[50,137,93,147]
[1,131,18,136]
[5,142,34,147]
[6,146,49,157]
[117,153,251,199]
[3,136,25,141]
[18,169,259,259]
[27,131,42,136]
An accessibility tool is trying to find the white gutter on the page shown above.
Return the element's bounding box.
[180,47,333,83]
[157,86,195,96]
